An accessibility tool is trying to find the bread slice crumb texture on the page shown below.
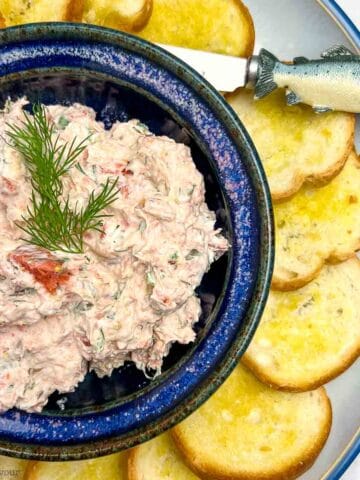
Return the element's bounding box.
[0,0,73,25]
[81,0,152,31]
[244,258,360,391]
[128,432,200,480]
[138,0,255,56]
[173,363,332,480]
[24,452,127,480]
[273,151,360,290]
[226,89,354,201]
[0,455,28,480]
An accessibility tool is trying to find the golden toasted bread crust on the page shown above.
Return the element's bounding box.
[128,434,201,480]
[171,367,332,480]
[128,448,140,480]
[306,119,355,185]
[243,347,360,393]
[110,0,153,32]
[23,461,37,480]
[138,0,255,57]
[66,0,85,21]
[233,0,255,57]
[272,151,360,291]
[271,262,323,291]
[226,89,355,202]
[173,388,332,480]
[272,115,355,202]
[272,239,360,291]
[132,0,153,31]
[81,0,153,32]
[0,12,5,28]
[245,257,360,391]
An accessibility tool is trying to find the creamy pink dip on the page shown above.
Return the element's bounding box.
[0,99,228,412]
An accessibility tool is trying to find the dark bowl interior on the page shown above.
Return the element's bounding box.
[0,71,230,413]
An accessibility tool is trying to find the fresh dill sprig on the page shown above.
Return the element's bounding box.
[6,104,119,254]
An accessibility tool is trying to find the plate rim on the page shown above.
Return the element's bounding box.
[322,428,360,480]
[316,2,359,479]
[318,0,360,52]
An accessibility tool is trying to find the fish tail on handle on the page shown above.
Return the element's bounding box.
[254,48,278,99]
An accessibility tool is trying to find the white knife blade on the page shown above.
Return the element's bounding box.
[157,43,249,92]
[156,43,360,114]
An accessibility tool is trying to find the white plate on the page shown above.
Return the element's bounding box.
[245,1,359,478]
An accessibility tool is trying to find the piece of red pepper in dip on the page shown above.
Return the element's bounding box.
[9,246,71,294]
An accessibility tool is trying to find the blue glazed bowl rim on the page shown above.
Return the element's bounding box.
[0,22,274,459]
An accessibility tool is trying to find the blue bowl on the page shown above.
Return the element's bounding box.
[0,23,273,460]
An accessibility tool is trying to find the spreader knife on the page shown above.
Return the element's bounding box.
[158,43,360,113]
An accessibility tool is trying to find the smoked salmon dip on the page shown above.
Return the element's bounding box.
[0,99,228,413]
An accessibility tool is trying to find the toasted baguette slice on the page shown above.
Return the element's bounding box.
[273,151,360,290]
[173,364,332,480]
[243,258,360,391]
[0,0,73,25]
[0,455,28,480]
[128,432,200,480]
[67,0,85,22]
[138,0,254,57]
[226,89,355,201]
[81,0,152,31]
[24,452,127,480]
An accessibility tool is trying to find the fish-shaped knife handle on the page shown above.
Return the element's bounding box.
[246,45,360,113]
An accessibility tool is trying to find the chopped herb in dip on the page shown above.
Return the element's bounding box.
[0,99,228,413]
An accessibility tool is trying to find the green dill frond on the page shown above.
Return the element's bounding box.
[6,103,119,254]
